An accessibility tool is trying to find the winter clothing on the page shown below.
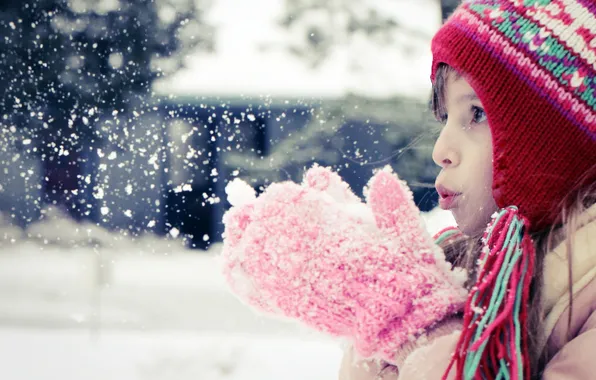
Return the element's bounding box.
[432,0,596,231]
[373,203,596,380]
[222,1,596,377]
[220,165,467,362]
[429,0,596,377]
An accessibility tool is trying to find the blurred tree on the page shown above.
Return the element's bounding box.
[233,0,444,209]
[224,95,441,211]
[0,0,213,215]
[275,0,432,67]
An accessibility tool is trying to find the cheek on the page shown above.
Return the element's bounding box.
[482,144,495,197]
[453,194,497,235]
[472,131,495,194]
[473,146,496,209]
[456,145,497,234]
[482,156,494,194]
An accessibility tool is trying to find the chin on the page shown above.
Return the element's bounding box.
[455,222,476,236]
[452,212,488,237]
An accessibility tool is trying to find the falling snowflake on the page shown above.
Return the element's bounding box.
[93,187,105,199]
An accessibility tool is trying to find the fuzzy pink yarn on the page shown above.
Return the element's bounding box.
[221,165,467,362]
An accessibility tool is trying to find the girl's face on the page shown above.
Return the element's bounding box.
[432,70,499,236]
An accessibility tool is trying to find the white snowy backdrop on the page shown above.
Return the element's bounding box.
[0,0,453,379]
[0,206,454,380]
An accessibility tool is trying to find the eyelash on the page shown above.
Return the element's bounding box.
[471,106,487,124]
[437,106,487,127]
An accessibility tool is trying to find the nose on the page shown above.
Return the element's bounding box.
[432,123,460,168]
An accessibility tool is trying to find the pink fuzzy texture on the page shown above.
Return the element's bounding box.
[221,165,467,362]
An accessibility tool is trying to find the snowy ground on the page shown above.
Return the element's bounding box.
[0,206,454,380]
[0,328,341,380]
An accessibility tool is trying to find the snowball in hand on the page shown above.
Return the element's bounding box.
[220,165,467,362]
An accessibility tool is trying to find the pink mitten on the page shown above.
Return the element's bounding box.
[221,165,467,362]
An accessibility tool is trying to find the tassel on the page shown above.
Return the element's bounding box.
[442,207,535,380]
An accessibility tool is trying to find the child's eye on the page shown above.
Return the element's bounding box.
[471,106,487,124]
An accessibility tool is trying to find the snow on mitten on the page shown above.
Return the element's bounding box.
[220,165,467,362]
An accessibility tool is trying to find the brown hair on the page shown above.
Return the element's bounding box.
[432,63,596,377]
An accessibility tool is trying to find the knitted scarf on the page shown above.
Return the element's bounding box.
[436,207,535,380]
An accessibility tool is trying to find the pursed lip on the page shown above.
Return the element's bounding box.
[436,184,462,210]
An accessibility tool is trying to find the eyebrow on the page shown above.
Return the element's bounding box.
[456,93,479,104]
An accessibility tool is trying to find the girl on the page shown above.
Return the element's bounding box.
[340,0,596,378]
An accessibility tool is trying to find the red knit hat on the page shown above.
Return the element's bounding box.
[430,0,596,379]
[432,0,596,232]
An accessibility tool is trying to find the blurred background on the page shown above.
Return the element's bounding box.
[0,0,459,379]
